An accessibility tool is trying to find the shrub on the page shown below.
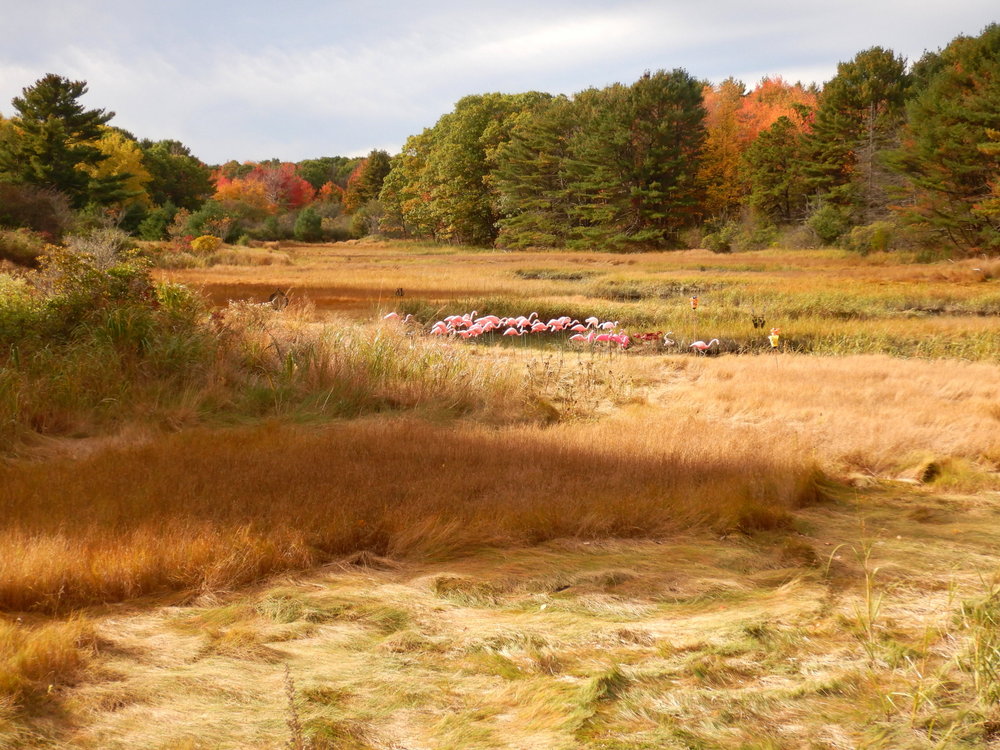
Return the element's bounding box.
[807,203,852,245]
[293,207,322,242]
[702,223,737,253]
[350,200,384,238]
[0,228,47,267]
[322,216,354,242]
[65,228,136,269]
[844,221,895,255]
[190,234,223,254]
[0,182,73,238]
[733,221,778,251]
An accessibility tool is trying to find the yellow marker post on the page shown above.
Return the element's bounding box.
[768,327,781,349]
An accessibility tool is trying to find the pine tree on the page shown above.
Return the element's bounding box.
[493,96,578,248]
[743,111,812,223]
[566,70,706,250]
[0,74,123,208]
[888,24,1000,252]
[802,48,910,221]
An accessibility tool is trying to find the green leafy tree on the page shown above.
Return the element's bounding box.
[139,139,214,210]
[297,156,359,190]
[432,92,550,245]
[0,74,123,208]
[378,129,437,238]
[888,24,1000,253]
[379,92,549,245]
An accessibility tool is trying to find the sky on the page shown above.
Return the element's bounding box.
[0,1,996,165]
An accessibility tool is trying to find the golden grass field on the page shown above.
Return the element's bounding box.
[2,240,1000,748]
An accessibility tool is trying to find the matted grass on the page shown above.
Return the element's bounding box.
[9,484,1000,749]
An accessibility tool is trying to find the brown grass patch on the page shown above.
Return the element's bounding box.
[0,416,819,613]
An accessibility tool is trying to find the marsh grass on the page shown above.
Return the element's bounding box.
[166,242,1000,360]
[0,616,96,703]
[0,416,820,614]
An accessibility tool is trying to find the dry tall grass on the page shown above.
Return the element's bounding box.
[653,354,1000,476]
[0,416,819,614]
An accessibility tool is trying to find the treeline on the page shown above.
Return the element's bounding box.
[1,24,998,258]
[0,74,389,259]
[376,24,999,255]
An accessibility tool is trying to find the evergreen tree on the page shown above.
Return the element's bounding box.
[0,74,123,208]
[293,206,322,242]
[493,96,578,248]
[802,48,910,221]
[888,24,1000,252]
[566,70,706,250]
[743,111,811,223]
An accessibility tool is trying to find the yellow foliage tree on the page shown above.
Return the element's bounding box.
[80,128,152,207]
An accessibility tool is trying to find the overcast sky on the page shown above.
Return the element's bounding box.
[1,1,995,164]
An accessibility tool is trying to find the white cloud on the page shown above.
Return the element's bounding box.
[1,1,997,162]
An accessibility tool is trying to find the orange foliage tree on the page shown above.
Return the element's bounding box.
[699,77,817,220]
[212,162,315,214]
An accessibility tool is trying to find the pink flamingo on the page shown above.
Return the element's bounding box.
[689,339,720,353]
[502,327,525,336]
[383,312,401,321]
[569,324,588,333]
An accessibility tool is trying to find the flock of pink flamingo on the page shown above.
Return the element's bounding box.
[383,310,723,353]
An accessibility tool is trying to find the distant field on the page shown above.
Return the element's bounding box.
[159,240,1000,360]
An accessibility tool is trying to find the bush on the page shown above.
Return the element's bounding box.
[702,223,737,253]
[322,216,354,242]
[733,222,778,251]
[0,228,47,267]
[701,220,777,253]
[807,203,852,245]
[0,182,73,239]
[350,200,384,238]
[293,207,322,242]
[844,221,895,255]
[190,234,223,254]
[138,202,178,241]
[65,228,137,270]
